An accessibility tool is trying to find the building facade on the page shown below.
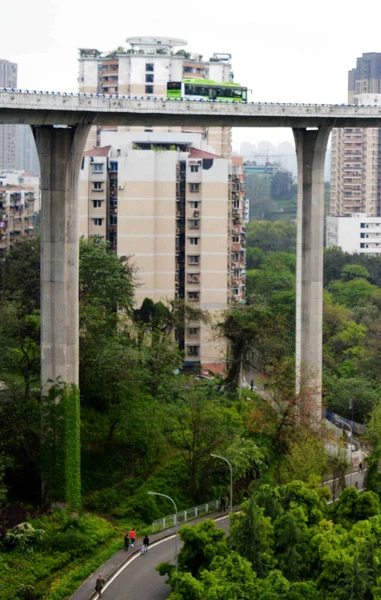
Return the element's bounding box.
[79,130,246,372]
[330,53,381,217]
[77,37,246,372]
[326,213,381,254]
[0,60,17,170]
[0,182,38,255]
[78,37,234,157]
[0,59,39,173]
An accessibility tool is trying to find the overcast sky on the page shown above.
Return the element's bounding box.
[2,0,380,151]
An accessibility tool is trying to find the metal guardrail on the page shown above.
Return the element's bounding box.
[151,499,220,533]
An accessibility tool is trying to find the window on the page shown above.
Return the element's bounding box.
[190,165,199,173]
[109,161,118,171]
[188,327,199,337]
[188,292,200,302]
[188,219,199,229]
[110,216,117,225]
[93,163,103,172]
[187,345,199,356]
[187,273,200,283]
[232,236,240,243]
[145,85,154,94]
[190,183,200,193]
[234,269,240,278]
[93,218,103,226]
[146,63,154,72]
[189,237,199,245]
[146,74,154,83]
[190,201,199,209]
[93,182,103,191]
[93,200,102,208]
[188,255,199,265]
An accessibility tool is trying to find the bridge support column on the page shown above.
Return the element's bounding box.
[33,125,91,391]
[293,126,331,420]
[33,124,91,508]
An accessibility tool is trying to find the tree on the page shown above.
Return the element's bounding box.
[341,264,370,282]
[328,278,376,308]
[271,170,297,201]
[323,247,351,287]
[165,383,240,500]
[279,432,327,484]
[325,377,379,423]
[176,519,227,577]
[273,507,309,581]
[246,221,296,254]
[230,495,274,577]
[219,307,291,390]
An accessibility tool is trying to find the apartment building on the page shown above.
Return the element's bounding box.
[79,130,247,372]
[326,213,381,254]
[330,53,381,217]
[0,184,38,254]
[78,37,233,157]
[77,37,246,372]
[0,60,17,170]
[0,60,39,173]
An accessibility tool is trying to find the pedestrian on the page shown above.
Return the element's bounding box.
[143,534,150,551]
[220,496,226,512]
[124,533,129,551]
[355,481,359,489]
[359,461,363,473]
[129,527,137,548]
[95,573,105,597]
[140,543,147,555]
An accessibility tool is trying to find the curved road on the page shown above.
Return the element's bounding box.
[89,470,366,600]
[99,515,230,600]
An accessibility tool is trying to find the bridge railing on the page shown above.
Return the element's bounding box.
[151,500,220,533]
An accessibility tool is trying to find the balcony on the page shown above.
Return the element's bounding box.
[187,273,200,284]
[9,193,22,205]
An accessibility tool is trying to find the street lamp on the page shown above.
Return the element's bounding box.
[148,491,178,572]
[210,453,233,512]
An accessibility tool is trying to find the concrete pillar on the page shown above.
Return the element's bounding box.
[33,125,91,391]
[293,126,331,419]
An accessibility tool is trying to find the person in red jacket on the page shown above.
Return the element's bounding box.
[129,528,137,548]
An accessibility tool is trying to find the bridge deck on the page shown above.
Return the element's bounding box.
[1,89,381,127]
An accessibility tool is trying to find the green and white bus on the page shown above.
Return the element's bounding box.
[167,78,248,102]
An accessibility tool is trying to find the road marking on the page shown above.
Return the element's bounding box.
[96,515,231,597]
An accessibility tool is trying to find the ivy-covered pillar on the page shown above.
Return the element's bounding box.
[33,124,91,508]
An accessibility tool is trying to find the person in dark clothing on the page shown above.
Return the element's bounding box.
[220,496,227,512]
[359,462,363,473]
[124,534,130,551]
[143,534,150,551]
[95,574,105,597]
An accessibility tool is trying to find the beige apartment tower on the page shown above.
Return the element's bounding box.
[78,38,247,372]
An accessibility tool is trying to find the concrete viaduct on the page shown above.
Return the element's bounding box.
[2,90,381,412]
